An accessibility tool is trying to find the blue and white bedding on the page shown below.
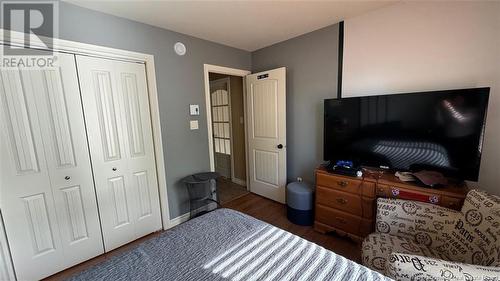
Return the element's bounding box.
[69,209,390,280]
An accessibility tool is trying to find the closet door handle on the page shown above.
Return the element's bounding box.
[64,176,71,180]
[112,167,117,171]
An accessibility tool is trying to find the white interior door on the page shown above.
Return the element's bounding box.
[0,52,104,280]
[245,67,286,203]
[77,56,162,251]
[210,78,232,179]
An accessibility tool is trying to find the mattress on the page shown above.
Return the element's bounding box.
[69,209,391,280]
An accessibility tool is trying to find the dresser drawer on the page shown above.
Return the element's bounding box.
[376,184,442,205]
[316,186,362,216]
[316,205,361,235]
[316,173,362,194]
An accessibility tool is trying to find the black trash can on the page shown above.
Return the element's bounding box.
[181,172,220,218]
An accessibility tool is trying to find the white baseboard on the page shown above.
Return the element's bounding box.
[231,177,247,186]
[168,212,190,229]
[168,202,218,229]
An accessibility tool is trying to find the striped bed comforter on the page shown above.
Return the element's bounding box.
[69,209,391,281]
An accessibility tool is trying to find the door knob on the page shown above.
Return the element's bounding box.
[64,176,70,180]
[112,167,117,171]
[277,144,283,149]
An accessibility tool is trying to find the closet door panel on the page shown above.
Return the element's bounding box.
[116,61,162,238]
[77,56,162,251]
[29,53,104,265]
[0,68,66,280]
[77,56,138,251]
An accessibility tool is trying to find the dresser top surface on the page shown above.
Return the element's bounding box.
[316,166,469,198]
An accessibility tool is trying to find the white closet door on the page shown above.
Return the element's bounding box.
[31,53,104,264]
[0,213,16,281]
[77,56,162,251]
[0,52,104,280]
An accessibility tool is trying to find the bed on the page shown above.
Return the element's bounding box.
[69,209,391,280]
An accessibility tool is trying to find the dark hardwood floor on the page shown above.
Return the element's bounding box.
[44,193,361,280]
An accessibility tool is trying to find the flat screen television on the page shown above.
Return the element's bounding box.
[324,88,490,181]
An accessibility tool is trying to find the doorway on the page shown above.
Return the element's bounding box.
[207,69,249,204]
[204,64,287,205]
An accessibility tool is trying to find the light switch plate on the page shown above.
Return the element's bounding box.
[190,104,200,116]
[190,120,199,130]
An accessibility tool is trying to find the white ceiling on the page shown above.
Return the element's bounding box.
[65,1,396,51]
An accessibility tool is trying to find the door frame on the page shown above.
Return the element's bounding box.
[0,29,172,230]
[203,64,250,188]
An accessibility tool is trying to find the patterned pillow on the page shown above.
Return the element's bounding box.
[386,252,500,281]
[436,189,500,265]
[375,198,458,249]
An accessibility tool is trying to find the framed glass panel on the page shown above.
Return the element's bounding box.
[224,123,230,138]
[214,138,220,153]
[223,106,229,121]
[225,139,231,155]
[222,90,228,105]
[213,123,219,137]
[211,92,217,106]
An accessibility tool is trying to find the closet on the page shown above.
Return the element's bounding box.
[0,51,162,280]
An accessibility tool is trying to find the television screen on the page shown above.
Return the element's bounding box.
[324,88,490,181]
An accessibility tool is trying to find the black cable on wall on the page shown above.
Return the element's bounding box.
[337,21,344,99]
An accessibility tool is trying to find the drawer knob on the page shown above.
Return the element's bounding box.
[337,181,348,187]
[335,217,347,224]
[336,198,348,205]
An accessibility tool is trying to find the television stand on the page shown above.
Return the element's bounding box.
[313,166,469,242]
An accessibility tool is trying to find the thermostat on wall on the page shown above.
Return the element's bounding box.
[190,104,200,115]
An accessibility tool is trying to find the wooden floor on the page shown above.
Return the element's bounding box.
[217,177,249,204]
[44,193,361,280]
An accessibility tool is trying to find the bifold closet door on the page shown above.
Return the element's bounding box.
[77,56,162,251]
[0,52,104,280]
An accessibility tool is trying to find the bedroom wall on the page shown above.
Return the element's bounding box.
[252,24,339,184]
[33,2,251,219]
[342,1,500,194]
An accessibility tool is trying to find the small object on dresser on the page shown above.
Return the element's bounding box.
[413,170,448,187]
[286,181,314,226]
[326,160,362,178]
[395,171,416,182]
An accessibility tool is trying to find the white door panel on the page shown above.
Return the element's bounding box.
[246,68,286,203]
[0,52,104,280]
[30,54,104,266]
[77,56,162,251]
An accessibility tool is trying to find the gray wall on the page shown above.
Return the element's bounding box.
[57,2,251,218]
[252,24,339,184]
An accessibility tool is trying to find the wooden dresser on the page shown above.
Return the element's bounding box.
[314,167,469,241]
